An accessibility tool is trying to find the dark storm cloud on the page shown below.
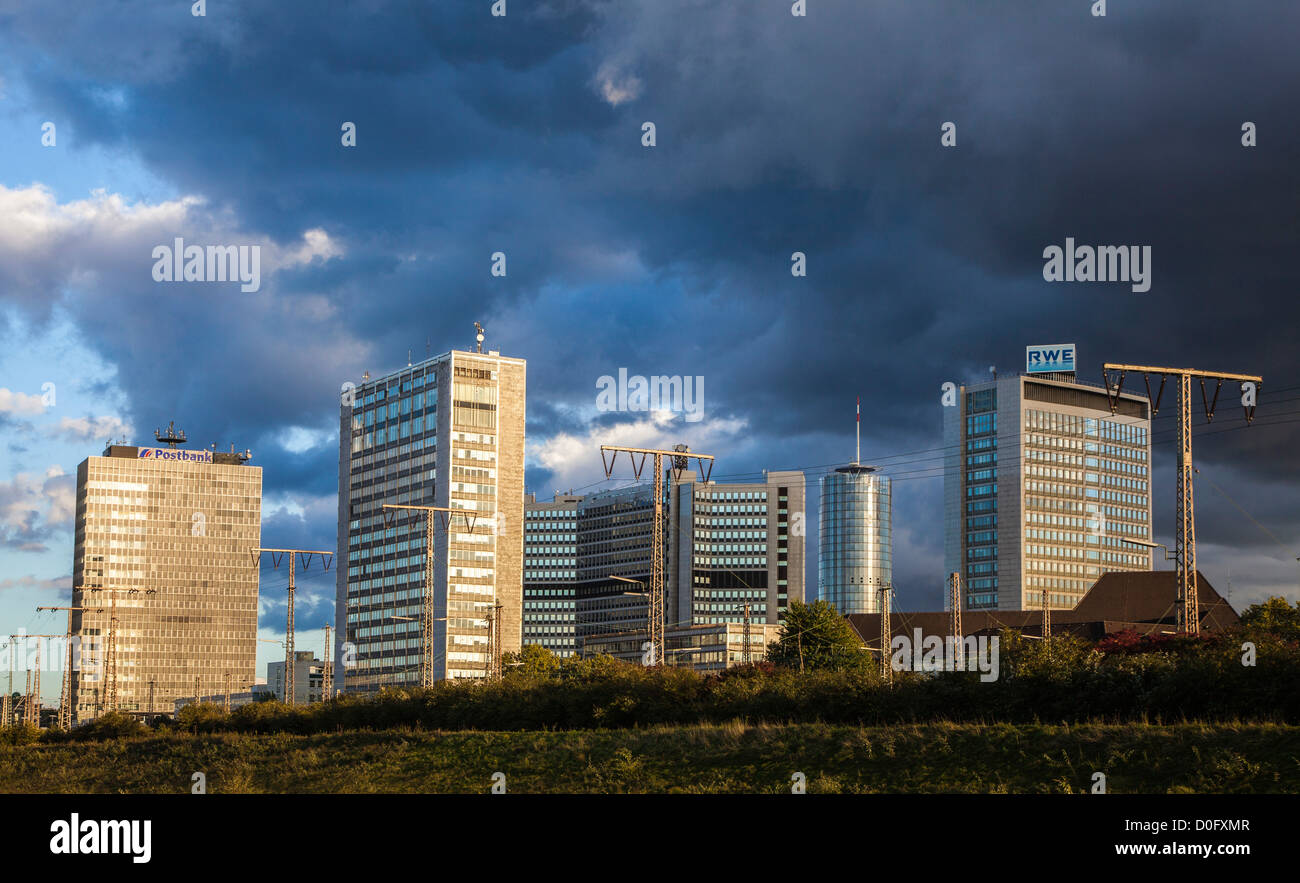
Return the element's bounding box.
[2,0,1297,602]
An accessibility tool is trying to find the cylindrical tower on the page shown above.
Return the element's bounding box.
[818,464,892,614]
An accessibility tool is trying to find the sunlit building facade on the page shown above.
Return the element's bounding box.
[70,443,262,720]
[943,373,1153,612]
[817,465,892,614]
[669,471,806,627]
[336,348,526,690]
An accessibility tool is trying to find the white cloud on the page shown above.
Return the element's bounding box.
[277,228,343,267]
[0,184,343,302]
[0,574,70,593]
[280,425,335,454]
[595,61,642,106]
[529,411,750,494]
[0,466,73,551]
[52,415,131,442]
[261,491,338,528]
[0,388,46,416]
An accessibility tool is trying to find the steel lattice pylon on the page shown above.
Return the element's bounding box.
[740,601,752,666]
[879,584,892,683]
[286,555,295,702]
[948,572,963,670]
[37,605,104,729]
[1174,373,1197,634]
[322,624,333,700]
[600,445,715,666]
[380,504,484,686]
[422,509,436,687]
[253,547,333,704]
[1103,363,1262,636]
[104,609,117,712]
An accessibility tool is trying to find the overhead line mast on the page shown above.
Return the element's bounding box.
[599,445,715,665]
[1102,363,1262,635]
[251,548,333,704]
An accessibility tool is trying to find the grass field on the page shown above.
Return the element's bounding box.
[1,721,1297,794]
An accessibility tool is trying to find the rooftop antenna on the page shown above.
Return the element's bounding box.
[855,396,860,466]
[474,322,485,354]
[362,371,370,382]
[426,337,431,359]
[407,349,412,368]
[155,421,186,448]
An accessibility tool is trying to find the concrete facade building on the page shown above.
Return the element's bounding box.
[943,373,1153,612]
[336,348,526,690]
[267,651,324,704]
[70,442,262,720]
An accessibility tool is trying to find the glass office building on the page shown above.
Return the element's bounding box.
[669,471,805,627]
[523,494,580,657]
[943,373,1153,612]
[817,465,892,614]
[517,472,806,657]
[336,348,526,689]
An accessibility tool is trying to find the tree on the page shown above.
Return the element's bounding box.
[767,600,871,673]
[502,644,562,679]
[176,701,227,733]
[1240,596,1300,642]
[73,711,145,741]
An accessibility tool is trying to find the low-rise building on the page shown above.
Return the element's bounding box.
[267,651,324,704]
[173,683,275,715]
[581,621,783,673]
[844,570,1239,647]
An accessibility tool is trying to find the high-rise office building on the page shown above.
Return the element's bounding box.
[518,472,805,656]
[336,348,526,689]
[818,464,892,614]
[668,471,806,628]
[523,483,658,650]
[574,484,654,644]
[523,493,580,657]
[943,372,1153,612]
[70,440,262,720]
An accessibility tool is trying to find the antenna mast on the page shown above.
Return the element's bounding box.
[155,421,186,448]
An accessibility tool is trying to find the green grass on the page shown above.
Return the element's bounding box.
[2,721,1297,794]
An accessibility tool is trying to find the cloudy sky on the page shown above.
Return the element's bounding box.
[2,1,1298,698]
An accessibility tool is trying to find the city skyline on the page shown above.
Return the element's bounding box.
[3,346,1287,702]
[4,2,1300,704]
